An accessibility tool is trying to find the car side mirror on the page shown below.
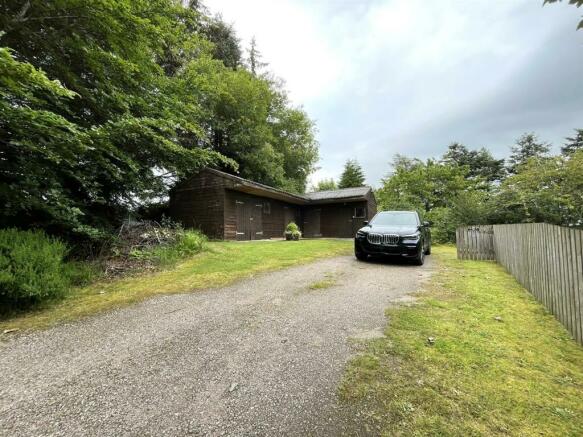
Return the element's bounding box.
[423,221,431,227]
[363,220,369,226]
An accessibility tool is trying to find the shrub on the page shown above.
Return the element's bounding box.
[149,230,208,266]
[0,229,69,310]
[63,261,102,287]
[285,222,302,240]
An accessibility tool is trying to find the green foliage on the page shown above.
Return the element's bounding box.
[338,159,366,188]
[134,230,208,267]
[562,128,583,155]
[63,261,102,287]
[379,132,583,242]
[492,151,583,226]
[442,142,505,182]
[544,0,583,29]
[507,133,550,174]
[285,222,302,239]
[0,229,69,310]
[377,156,470,213]
[0,0,318,243]
[313,178,337,191]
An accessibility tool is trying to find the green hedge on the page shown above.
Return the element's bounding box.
[0,229,69,310]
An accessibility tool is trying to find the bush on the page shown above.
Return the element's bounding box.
[63,261,102,287]
[145,230,208,266]
[285,222,302,240]
[0,229,69,310]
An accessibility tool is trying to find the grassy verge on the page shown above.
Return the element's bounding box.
[0,239,351,333]
[340,246,583,436]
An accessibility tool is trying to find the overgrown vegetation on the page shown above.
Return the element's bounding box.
[0,1,318,247]
[0,229,69,311]
[340,246,583,436]
[377,135,583,243]
[0,225,207,313]
[0,239,351,332]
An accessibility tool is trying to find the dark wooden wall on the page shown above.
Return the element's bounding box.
[224,190,301,240]
[303,201,372,238]
[171,169,377,240]
[169,171,226,239]
[366,190,378,220]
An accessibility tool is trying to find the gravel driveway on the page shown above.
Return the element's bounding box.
[0,254,433,436]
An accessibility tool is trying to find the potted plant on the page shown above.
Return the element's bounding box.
[284,222,301,241]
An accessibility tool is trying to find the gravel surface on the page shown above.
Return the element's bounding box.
[0,254,433,436]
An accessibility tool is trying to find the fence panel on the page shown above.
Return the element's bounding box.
[458,223,583,345]
[456,225,495,260]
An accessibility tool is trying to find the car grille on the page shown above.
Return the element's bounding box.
[367,233,399,245]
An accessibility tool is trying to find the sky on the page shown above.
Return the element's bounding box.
[203,0,583,188]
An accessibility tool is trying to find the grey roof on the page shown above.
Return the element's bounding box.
[201,168,372,204]
[303,186,371,201]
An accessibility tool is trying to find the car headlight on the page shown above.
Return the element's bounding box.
[402,232,421,240]
[356,230,367,238]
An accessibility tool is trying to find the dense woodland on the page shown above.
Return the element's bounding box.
[0,0,318,245]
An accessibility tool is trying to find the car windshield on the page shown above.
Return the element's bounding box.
[371,212,418,226]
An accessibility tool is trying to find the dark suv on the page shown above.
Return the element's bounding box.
[354,211,431,265]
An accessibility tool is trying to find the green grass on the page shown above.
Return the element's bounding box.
[0,239,351,333]
[308,278,337,290]
[340,245,583,436]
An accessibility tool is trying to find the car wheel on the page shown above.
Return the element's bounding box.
[414,247,425,265]
[424,241,431,255]
[355,251,368,261]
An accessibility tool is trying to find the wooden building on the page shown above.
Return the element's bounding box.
[170,168,377,240]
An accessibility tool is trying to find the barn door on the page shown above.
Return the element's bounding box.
[236,200,247,241]
[251,203,263,239]
[303,209,321,237]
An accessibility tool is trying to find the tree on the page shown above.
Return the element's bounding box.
[313,178,337,192]
[562,129,583,155]
[544,0,583,30]
[376,157,474,242]
[507,133,551,174]
[338,159,366,188]
[377,157,470,213]
[247,37,267,76]
[202,15,242,69]
[493,151,583,226]
[442,142,505,182]
[0,0,318,242]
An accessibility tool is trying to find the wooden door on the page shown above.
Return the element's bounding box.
[303,209,321,237]
[251,202,263,240]
[236,200,248,241]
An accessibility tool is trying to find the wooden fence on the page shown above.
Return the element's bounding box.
[456,223,583,345]
[456,225,495,260]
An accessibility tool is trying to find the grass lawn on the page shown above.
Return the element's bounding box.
[340,245,583,436]
[0,239,351,333]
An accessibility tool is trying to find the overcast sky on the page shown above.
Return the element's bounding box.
[204,0,583,188]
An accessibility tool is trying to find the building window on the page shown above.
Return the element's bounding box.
[354,207,365,219]
[263,201,271,214]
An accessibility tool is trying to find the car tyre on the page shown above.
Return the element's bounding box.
[424,241,431,255]
[355,251,368,261]
[414,247,425,266]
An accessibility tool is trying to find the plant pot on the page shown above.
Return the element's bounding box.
[285,232,293,241]
[293,234,300,241]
